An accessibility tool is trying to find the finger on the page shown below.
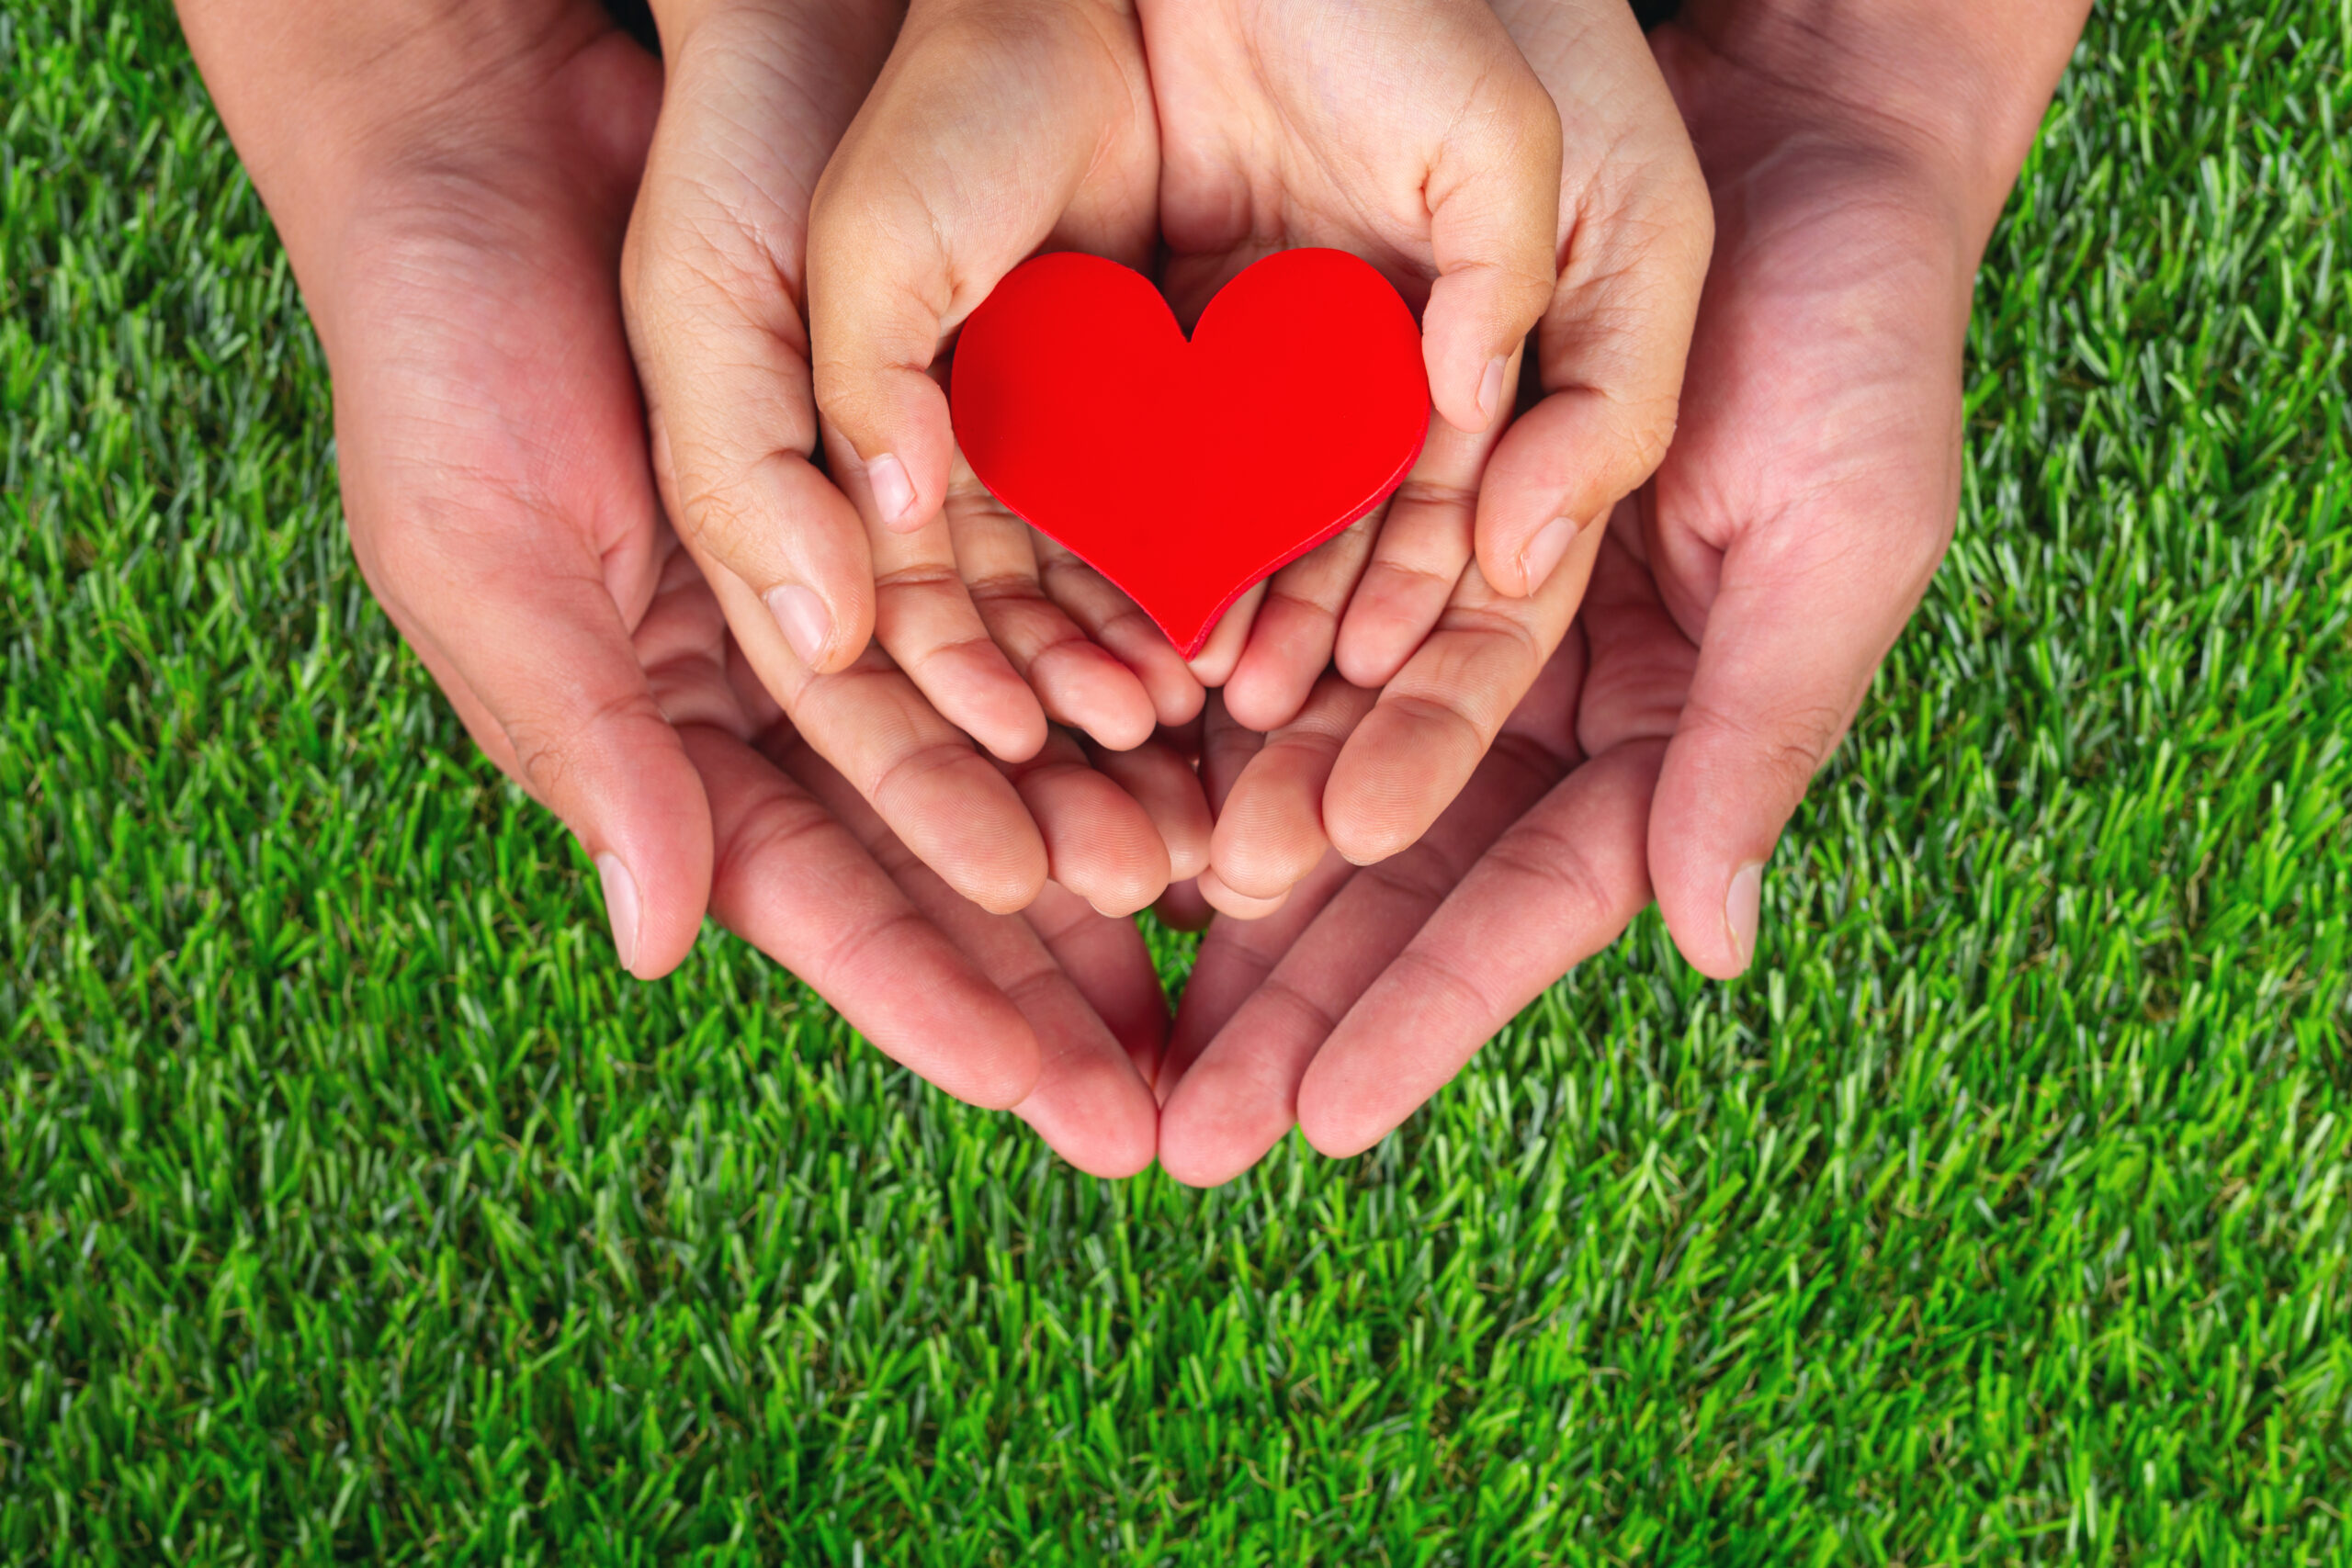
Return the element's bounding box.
[692,532,1050,914]
[1157,630,1586,1179]
[1159,848,1353,1100]
[807,0,1157,537]
[1220,514,1381,732]
[1297,738,1664,1158]
[1030,532,1208,728]
[1419,12,1563,434]
[1198,688,1265,814]
[780,737,1157,1178]
[1183,581,1267,690]
[1647,517,1943,978]
[1025,880,1171,1088]
[999,728,1172,918]
[1332,347,1518,689]
[1473,4,1712,596]
[863,489,1049,762]
[1084,735,1214,884]
[622,39,881,671]
[949,471,1159,749]
[385,538,714,983]
[685,723,1041,1109]
[1208,676,1381,903]
[1323,519,1602,867]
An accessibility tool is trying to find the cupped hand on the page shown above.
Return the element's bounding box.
[1157,5,2087,1178]
[1137,0,1562,736]
[1192,0,1712,916]
[624,0,1198,918]
[182,0,1165,1174]
[799,0,1208,768]
[639,541,1165,1178]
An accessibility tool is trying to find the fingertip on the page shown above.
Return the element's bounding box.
[1421,271,1546,437]
[962,1040,1048,1112]
[1196,868,1289,921]
[1155,1085,1278,1190]
[1185,583,1265,687]
[1029,642,1159,752]
[593,852,650,979]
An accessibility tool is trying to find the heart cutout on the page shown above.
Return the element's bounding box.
[949,249,1430,659]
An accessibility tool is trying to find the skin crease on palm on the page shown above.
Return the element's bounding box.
[175,0,1168,1177]
[1155,0,2094,1185]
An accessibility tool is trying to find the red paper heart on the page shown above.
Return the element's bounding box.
[949,248,1430,659]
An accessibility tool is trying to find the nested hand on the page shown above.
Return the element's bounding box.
[1187,0,1713,917]
[1154,1,2091,1180]
[627,0,1204,917]
[798,0,1215,772]
[181,0,1167,1175]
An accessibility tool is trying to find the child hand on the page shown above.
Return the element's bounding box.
[625,0,1200,916]
[1132,0,1558,736]
[1193,0,1714,916]
[804,0,1210,763]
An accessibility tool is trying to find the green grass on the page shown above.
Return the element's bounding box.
[5,0,2349,1560]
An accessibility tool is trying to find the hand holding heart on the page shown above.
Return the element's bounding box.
[183,0,2086,1181]
[630,0,1711,929]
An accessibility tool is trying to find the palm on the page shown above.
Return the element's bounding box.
[1146,0,1463,315]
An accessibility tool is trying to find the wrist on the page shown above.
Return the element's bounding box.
[1671,0,2088,241]
[648,0,902,57]
[178,0,649,353]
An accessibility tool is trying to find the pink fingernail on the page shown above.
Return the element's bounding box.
[764,583,831,667]
[1520,516,1577,592]
[1476,355,1509,426]
[866,451,917,528]
[595,852,642,974]
[1724,860,1764,969]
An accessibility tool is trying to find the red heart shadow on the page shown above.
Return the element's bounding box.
[949,248,1430,659]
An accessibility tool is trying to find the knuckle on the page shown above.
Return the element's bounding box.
[1681,689,1850,793]
[864,738,983,818]
[503,684,662,805]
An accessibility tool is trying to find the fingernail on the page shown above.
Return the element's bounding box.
[764,583,831,667]
[1520,516,1577,592]
[1476,355,1509,426]
[595,852,642,974]
[865,451,916,528]
[1724,860,1764,970]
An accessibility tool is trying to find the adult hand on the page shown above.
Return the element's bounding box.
[1158,0,2092,1179]
[176,0,1165,1174]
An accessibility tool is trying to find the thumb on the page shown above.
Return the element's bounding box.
[388,544,715,983]
[1473,10,1713,597]
[1418,9,1563,437]
[1646,514,1949,979]
[807,0,1158,535]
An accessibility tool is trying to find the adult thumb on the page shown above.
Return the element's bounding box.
[1645,515,1950,979]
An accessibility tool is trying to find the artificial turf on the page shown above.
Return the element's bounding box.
[4,0,2349,1560]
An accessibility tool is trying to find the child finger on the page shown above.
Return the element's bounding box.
[1323,519,1601,868]
[1220,513,1382,732]
[947,461,1161,750]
